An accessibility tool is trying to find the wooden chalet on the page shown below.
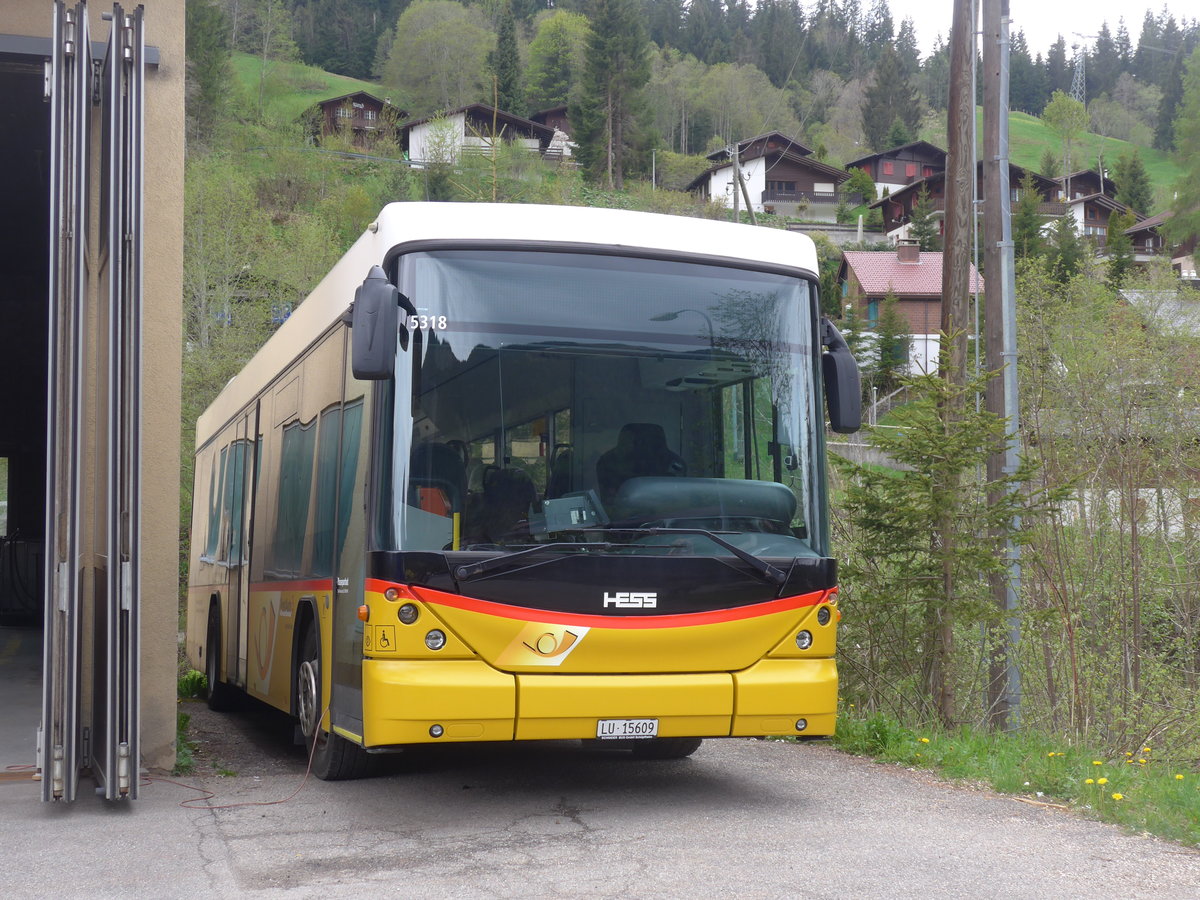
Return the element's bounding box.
[1053,169,1143,248]
[310,91,405,148]
[1124,210,1199,281]
[399,104,557,165]
[845,140,947,199]
[870,163,1061,241]
[530,104,571,136]
[685,132,852,221]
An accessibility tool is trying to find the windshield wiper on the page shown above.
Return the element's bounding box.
[453,542,615,582]
[582,527,790,588]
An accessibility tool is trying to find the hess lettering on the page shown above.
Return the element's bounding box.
[603,591,658,609]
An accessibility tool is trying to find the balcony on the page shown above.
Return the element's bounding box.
[761,189,864,206]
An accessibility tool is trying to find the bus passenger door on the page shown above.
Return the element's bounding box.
[329,348,373,740]
[230,409,257,687]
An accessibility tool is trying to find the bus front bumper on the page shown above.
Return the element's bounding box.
[361,657,837,747]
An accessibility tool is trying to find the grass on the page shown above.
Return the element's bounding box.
[231,51,385,125]
[174,711,198,776]
[833,709,1200,847]
[979,108,1183,210]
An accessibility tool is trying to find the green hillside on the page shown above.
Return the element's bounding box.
[231,51,386,124]
[977,109,1182,213]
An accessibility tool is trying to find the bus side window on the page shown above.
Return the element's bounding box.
[274,419,317,577]
[204,447,227,560]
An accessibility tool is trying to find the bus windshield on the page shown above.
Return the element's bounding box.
[387,249,825,564]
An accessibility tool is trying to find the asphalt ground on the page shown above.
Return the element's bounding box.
[2,691,1199,899]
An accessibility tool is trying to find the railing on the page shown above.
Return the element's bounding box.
[761,189,864,206]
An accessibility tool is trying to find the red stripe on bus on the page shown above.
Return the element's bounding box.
[399,584,831,629]
[249,578,335,593]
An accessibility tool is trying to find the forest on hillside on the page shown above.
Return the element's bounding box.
[201,0,1200,171]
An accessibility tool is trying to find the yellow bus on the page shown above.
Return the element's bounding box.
[185,203,860,779]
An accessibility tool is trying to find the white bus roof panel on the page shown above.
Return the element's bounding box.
[196,203,819,445]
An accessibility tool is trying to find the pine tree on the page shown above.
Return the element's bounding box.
[572,0,650,189]
[907,185,941,251]
[886,118,912,148]
[1164,47,1200,250]
[186,0,232,143]
[1011,172,1046,260]
[873,290,910,392]
[1111,149,1153,215]
[489,1,525,114]
[1038,146,1060,179]
[1155,52,1185,152]
[1046,215,1086,283]
[861,44,921,151]
[1105,209,1136,288]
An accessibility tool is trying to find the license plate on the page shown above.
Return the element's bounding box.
[596,718,658,740]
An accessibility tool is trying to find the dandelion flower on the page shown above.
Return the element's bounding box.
[1092,760,1102,766]
[1138,758,1147,765]
[1126,751,1133,757]
[919,737,930,744]
[1176,774,1185,781]
[1098,778,1108,785]
[1142,747,1151,753]
[1085,778,1095,785]
[1047,752,1056,758]
[1111,792,1124,801]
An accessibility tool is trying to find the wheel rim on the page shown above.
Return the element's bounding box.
[297,658,319,737]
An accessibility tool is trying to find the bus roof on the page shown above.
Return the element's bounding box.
[196,202,819,447]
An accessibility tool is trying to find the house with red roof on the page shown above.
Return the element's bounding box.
[837,243,985,374]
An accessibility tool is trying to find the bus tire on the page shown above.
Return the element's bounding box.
[630,737,703,760]
[297,625,374,780]
[205,605,236,711]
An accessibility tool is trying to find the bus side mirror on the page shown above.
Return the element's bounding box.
[821,318,861,434]
[350,266,404,380]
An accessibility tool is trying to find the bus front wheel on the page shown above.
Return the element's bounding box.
[296,625,374,780]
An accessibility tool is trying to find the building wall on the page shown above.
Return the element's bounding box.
[708,157,767,211]
[408,112,466,164]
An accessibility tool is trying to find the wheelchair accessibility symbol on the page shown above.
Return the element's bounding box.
[373,625,395,652]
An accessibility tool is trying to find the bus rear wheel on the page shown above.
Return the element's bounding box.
[297,625,374,780]
[630,737,703,760]
[205,606,236,711]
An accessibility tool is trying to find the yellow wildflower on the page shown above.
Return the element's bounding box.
[1092,760,1103,766]
[1125,751,1133,757]
[919,737,930,744]
[1098,777,1108,785]
[1111,793,1124,801]
[1176,774,1185,781]
[1142,747,1151,753]
[1138,758,1147,765]
[1085,778,1094,785]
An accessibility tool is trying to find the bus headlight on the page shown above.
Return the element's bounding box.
[817,606,831,626]
[424,629,447,651]
[795,630,813,650]
[398,603,419,624]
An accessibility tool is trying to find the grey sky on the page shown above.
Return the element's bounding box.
[884,0,1193,59]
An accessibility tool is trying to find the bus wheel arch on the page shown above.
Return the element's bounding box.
[294,611,375,780]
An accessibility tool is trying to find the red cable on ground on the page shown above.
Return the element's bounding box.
[146,706,328,810]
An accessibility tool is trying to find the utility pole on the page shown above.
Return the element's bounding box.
[982,0,1022,731]
[731,141,741,223]
[931,0,976,727]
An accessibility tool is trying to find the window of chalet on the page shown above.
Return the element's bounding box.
[923,166,934,177]
[882,162,894,176]
[767,180,796,193]
[905,163,917,177]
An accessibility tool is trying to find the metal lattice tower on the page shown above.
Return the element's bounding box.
[1070,44,1086,104]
